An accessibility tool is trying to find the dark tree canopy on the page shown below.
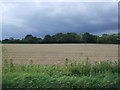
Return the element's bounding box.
[2,32,119,44]
[42,34,52,43]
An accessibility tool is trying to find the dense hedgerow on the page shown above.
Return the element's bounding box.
[2,72,119,88]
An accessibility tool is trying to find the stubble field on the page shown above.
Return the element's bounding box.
[2,44,118,65]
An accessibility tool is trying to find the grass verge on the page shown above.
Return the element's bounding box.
[2,58,119,88]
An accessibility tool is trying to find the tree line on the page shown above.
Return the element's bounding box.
[2,32,120,44]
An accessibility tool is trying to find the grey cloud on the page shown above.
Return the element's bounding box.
[1,2,118,39]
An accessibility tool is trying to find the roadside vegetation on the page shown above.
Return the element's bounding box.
[2,49,119,88]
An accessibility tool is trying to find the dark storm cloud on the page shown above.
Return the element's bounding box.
[1,2,118,39]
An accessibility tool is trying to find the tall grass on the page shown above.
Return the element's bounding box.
[2,56,119,88]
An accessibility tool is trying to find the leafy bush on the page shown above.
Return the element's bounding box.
[3,72,119,88]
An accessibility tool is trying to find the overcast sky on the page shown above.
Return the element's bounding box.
[1,2,118,39]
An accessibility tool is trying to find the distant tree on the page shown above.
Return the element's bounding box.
[82,32,91,43]
[82,32,98,43]
[3,39,9,42]
[2,37,21,43]
[22,34,41,44]
[79,33,84,43]
[2,39,9,43]
[51,33,64,43]
[9,37,14,41]
[2,32,119,44]
[63,32,80,43]
[43,34,52,43]
[110,34,118,44]
[117,33,120,44]
[97,33,118,44]
[7,37,15,43]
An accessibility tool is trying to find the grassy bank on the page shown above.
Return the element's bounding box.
[2,58,119,88]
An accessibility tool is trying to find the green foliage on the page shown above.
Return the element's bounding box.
[51,33,64,43]
[63,32,80,43]
[81,32,98,43]
[42,34,52,43]
[2,58,119,88]
[2,72,119,88]
[22,34,42,44]
[2,32,119,44]
[97,33,118,44]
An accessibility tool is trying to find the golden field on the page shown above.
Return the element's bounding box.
[2,44,118,65]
